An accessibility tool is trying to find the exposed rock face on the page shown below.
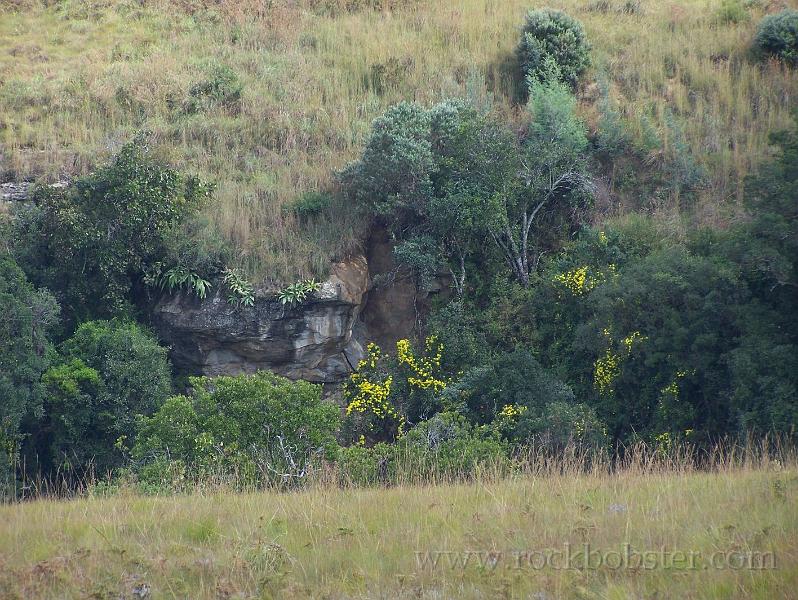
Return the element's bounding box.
[1,181,69,202]
[153,229,451,383]
[361,227,421,351]
[361,226,452,352]
[153,256,369,383]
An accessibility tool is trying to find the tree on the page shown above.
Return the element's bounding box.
[22,140,212,326]
[343,100,512,296]
[755,9,798,66]
[36,320,172,476]
[517,9,591,88]
[0,256,58,495]
[426,101,516,295]
[134,373,340,486]
[490,80,593,286]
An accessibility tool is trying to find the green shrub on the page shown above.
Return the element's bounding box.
[517,401,608,452]
[755,9,798,65]
[402,412,507,479]
[222,267,255,307]
[185,63,243,114]
[0,255,58,497]
[337,413,507,485]
[516,9,591,88]
[133,372,340,488]
[277,279,320,306]
[716,0,749,24]
[37,320,172,477]
[285,191,333,219]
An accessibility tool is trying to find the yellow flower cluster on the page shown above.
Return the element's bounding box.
[554,266,595,295]
[659,369,690,399]
[622,331,646,352]
[594,329,645,396]
[397,336,446,392]
[345,343,402,426]
[499,403,526,419]
[554,264,616,296]
[356,342,381,371]
[594,349,620,396]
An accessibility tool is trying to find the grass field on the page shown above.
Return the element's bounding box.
[2,0,796,281]
[1,453,797,599]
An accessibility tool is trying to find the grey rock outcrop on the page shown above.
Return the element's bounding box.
[1,180,69,202]
[153,256,369,383]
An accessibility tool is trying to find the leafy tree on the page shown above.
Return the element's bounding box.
[736,117,798,295]
[20,141,212,326]
[755,9,798,66]
[0,256,58,495]
[441,349,572,425]
[34,320,172,476]
[134,373,339,486]
[342,101,434,222]
[425,101,516,294]
[343,100,513,295]
[517,9,591,88]
[490,80,592,286]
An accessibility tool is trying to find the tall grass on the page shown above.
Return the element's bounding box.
[0,440,796,598]
[1,0,796,281]
[7,436,797,498]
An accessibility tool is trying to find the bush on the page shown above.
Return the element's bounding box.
[517,401,608,452]
[0,255,58,497]
[755,10,798,65]
[442,350,574,426]
[401,412,507,479]
[517,9,591,88]
[133,372,340,488]
[285,191,333,219]
[23,141,212,326]
[185,63,243,114]
[337,413,507,485]
[36,320,172,477]
[716,0,749,24]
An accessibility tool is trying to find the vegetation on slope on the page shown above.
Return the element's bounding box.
[2,0,796,281]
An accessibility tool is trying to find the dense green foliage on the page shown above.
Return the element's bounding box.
[338,412,507,486]
[516,8,591,88]
[755,9,798,66]
[31,320,172,477]
[343,81,591,288]
[0,256,58,496]
[12,141,212,327]
[133,373,339,488]
[0,7,796,495]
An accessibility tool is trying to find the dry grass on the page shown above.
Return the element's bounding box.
[1,446,797,599]
[1,0,796,281]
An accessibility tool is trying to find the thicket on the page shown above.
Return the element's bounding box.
[516,9,591,88]
[755,9,798,66]
[0,8,796,497]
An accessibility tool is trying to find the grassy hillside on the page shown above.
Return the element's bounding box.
[1,458,796,599]
[1,0,796,282]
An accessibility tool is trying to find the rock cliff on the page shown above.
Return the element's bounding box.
[153,256,369,383]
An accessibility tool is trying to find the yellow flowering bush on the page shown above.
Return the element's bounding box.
[343,343,404,445]
[554,264,617,296]
[593,329,646,396]
[397,336,447,393]
[494,403,529,438]
[343,337,451,444]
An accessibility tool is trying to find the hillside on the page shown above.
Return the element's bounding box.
[2,0,796,282]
